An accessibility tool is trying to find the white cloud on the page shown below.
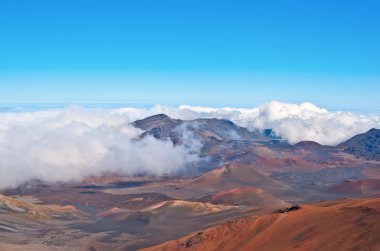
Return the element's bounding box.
[114,101,380,145]
[0,101,379,189]
[177,101,380,145]
[0,106,200,190]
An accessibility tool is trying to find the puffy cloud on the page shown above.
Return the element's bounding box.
[175,101,380,145]
[114,101,380,145]
[0,106,200,190]
[1,101,379,189]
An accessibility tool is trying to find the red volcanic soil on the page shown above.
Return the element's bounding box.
[208,186,289,208]
[327,179,380,197]
[142,198,380,251]
[254,156,320,174]
[188,163,289,193]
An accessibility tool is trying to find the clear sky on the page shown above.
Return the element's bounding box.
[0,0,379,111]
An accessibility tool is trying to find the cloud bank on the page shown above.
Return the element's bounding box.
[114,101,380,145]
[0,101,379,189]
[0,107,200,190]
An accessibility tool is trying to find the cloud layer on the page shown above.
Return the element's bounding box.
[0,107,200,189]
[114,101,380,145]
[0,101,379,189]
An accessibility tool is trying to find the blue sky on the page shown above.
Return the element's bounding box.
[0,0,379,110]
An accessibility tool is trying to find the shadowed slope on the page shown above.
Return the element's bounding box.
[338,128,380,160]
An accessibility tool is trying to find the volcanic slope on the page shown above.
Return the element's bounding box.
[326,179,380,197]
[188,163,291,196]
[207,186,290,208]
[82,200,244,250]
[132,114,267,145]
[338,128,380,160]
[142,198,380,251]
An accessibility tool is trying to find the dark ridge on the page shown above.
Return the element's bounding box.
[294,141,323,148]
[132,114,182,131]
[139,113,171,121]
[79,191,97,194]
[338,128,380,160]
[181,232,207,248]
[275,205,301,214]
[131,114,274,149]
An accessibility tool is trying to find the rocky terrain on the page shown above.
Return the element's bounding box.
[143,198,380,251]
[338,128,380,160]
[1,114,380,250]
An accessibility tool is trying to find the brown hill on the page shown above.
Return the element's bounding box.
[294,141,324,148]
[188,163,290,195]
[84,200,243,250]
[141,200,235,216]
[208,186,290,208]
[142,198,380,251]
[326,179,380,197]
[0,194,77,220]
[251,156,322,176]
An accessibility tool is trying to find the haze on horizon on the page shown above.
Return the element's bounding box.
[0,0,379,112]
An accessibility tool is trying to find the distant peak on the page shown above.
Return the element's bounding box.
[294,141,322,148]
[132,113,181,131]
[133,114,174,124]
[368,128,380,133]
[145,114,172,120]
